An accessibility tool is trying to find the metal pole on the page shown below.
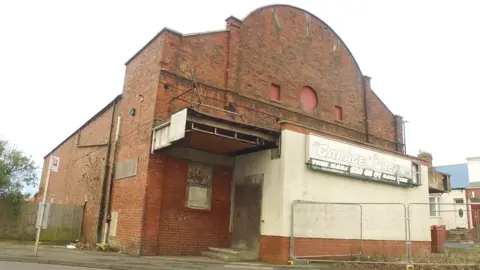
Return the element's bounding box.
[405,204,411,263]
[402,120,408,153]
[96,100,117,243]
[359,205,363,256]
[34,156,52,256]
[289,201,296,262]
[476,210,480,243]
[103,116,121,244]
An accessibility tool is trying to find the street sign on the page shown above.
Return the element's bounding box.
[35,155,59,256]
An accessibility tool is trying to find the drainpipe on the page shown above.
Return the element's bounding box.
[103,116,121,243]
[96,100,116,243]
[402,120,408,153]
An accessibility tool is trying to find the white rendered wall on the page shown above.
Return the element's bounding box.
[429,189,470,230]
[233,130,431,242]
[467,157,480,184]
[232,150,284,236]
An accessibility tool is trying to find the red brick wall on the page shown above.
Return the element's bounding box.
[465,188,480,230]
[109,32,165,254]
[37,99,121,243]
[259,235,431,264]
[366,87,396,144]
[156,157,232,255]
[141,154,166,255]
[163,31,229,89]
[154,5,403,152]
[39,4,411,255]
[233,6,365,132]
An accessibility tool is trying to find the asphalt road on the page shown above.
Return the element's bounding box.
[0,261,103,270]
[0,261,288,270]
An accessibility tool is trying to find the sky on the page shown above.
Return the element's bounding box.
[1,0,479,192]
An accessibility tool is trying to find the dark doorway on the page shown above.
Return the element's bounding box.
[232,174,263,250]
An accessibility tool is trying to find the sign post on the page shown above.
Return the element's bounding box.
[34,155,59,256]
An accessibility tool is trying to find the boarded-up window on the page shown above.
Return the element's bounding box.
[271,83,280,101]
[429,196,439,217]
[334,106,343,121]
[185,162,212,210]
[411,162,421,185]
[115,157,138,180]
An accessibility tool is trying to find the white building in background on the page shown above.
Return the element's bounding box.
[432,161,474,230]
[429,189,470,229]
[467,157,480,186]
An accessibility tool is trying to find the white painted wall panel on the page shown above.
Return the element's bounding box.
[233,150,283,236]
[233,130,431,242]
[429,189,470,229]
[467,157,480,184]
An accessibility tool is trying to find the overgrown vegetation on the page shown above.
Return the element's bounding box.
[0,139,37,202]
[331,247,480,270]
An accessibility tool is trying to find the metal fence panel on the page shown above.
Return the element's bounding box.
[290,201,408,263]
[407,203,480,264]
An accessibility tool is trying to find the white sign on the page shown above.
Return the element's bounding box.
[168,108,187,142]
[306,134,416,185]
[36,203,50,229]
[151,109,187,152]
[50,156,60,172]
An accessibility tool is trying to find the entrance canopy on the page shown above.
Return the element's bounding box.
[152,109,279,155]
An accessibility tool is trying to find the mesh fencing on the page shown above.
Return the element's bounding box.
[290,200,480,265]
[291,201,408,262]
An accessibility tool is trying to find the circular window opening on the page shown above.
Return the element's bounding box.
[300,86,318,111]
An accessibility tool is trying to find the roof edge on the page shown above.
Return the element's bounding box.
[243,4,398,117]
[43,94,122,158]
[125,27,181,65]
[368,87,395,118]
[242,4,365,77]
[124,27,229,65]
[435,163,468,168]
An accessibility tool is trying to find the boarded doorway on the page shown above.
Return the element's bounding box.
[232,174,263,250]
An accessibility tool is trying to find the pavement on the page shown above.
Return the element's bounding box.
[0,241,341,270]
[444,241,479,249]
[1,261,106,270]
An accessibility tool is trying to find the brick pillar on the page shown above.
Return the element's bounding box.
[141,154,166,255]
[418,151,433,167]
[430,225,445,253]
[224,16,242,118]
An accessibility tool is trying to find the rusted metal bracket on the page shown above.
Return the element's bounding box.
[169,68,203,110]
[189,68,202,110]
[170,86,195,102]
[168,68,245,121]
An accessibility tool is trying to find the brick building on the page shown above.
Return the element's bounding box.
[434,157,480,233]
[38,5,433,264]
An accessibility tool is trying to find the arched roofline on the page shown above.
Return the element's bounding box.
[241,4,364,76]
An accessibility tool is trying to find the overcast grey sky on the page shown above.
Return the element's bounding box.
[1,0,479,191]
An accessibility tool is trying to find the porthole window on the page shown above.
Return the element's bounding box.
[300,86,318,111]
